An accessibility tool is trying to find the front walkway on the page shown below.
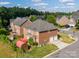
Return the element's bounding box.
[52,40,69,49]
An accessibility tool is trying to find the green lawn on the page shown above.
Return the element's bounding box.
[59,33,75,44]
[0,41,58,58]
[0,42,16,58]
[17,44,58,58]
[72,28,79,32]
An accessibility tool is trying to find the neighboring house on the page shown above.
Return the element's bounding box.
[56,16,69,26]
[72,11,79,22]
[23,19,58,45]
[68,17,76,27]
[10,17,32,36]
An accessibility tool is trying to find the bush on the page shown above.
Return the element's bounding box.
[0,34,9,43]
[33,42,38,46]
[11,43,18,51]
[28,38,34,45]
[58,34,61,39]
[30,15,37,22]
[0,28,9,35]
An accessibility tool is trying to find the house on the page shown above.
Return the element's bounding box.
[10,17,32,36]
[56,16,69,26]
[68,17,76,27]
[72,11,79,22]
[23,19,58,45]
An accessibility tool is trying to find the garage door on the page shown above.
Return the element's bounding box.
[49,36,58,43]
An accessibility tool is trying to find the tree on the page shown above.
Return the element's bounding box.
[0,34,9,43]
[0,6,72,28]
[46,15,57,25]
[76,20,79,29]
[0,28,9,35]
[30,15,37,22]
[28,38,34,45]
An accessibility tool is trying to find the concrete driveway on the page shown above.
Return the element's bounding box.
[47,29,79,58]
[52,40,69,49]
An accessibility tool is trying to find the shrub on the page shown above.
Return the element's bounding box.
[0,28,9,35]
[11,43,18,51]
[0,34,9,43]
[33,42,38,46]
[58,34,61,39]
[28,38,34,45]
[30,15,37,22]
[21,34,24,38]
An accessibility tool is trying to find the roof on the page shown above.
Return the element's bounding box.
[57,16,69,20]
[27,19,56,32]
[22,20,32,28]
[16,38,28,48]
[56,16,62,20]
[12,17,29,26]
[10,19,15,23]
[68,18,76,25]
[72,11,79,21]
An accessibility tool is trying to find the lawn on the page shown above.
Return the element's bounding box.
[0,41,58,58]
[72,28,79,32]
[17,44,58,58]
[59,32,75,44]
[0,42,16,58]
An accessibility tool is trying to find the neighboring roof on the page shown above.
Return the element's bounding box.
[37,16,44,20]
[16,38,28,48]
[57,16,69,20]
[26,19,56,32]
[11,17,29,26]
[72,11,79,21]
[56,16,62,20]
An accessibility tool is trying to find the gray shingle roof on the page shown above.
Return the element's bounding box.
[72,11,79,21]
[27,19,56,32]
[13,17,28,26]
[56,16,62,20]
[56,16,69,21]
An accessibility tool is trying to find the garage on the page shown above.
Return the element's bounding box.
[49,36,58,43]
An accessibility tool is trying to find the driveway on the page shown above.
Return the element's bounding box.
[52,40,69,49]
[47,29,79,58]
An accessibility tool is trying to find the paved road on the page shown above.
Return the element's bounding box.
[47,29,79,58]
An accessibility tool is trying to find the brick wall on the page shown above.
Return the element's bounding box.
[23,28,58,45]
[39,29,58,44]
[23,28,39,43]
[14,25,21,35]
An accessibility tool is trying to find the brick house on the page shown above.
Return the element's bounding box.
[10,17,32,36]
[23,19,58,45]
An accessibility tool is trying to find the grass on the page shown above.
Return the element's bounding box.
[0,42,16,58]
[0,41,58,58]
[59,32,75,44]
[72,28,79,32]
[17,44,58,58]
